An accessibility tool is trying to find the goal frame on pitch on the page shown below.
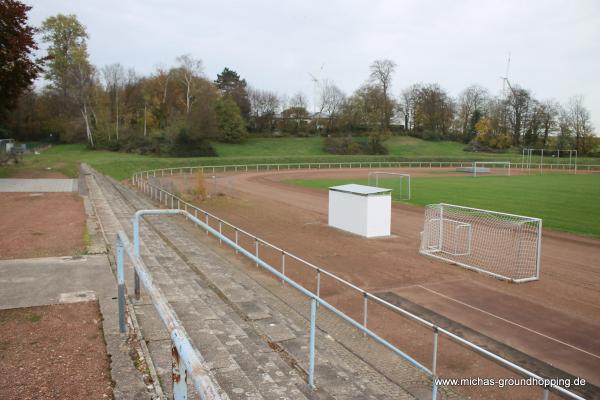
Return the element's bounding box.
[472,161,511,177]
[419,203,542,283]
[367,171,411,200]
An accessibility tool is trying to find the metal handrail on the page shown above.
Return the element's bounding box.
[130,177,586,400]
[116,228,223,400]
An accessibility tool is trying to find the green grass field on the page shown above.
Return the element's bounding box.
[287,174,600,237]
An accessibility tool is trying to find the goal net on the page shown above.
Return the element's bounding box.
[368,171,411,200]
[456,161,511,177]
[419,203,542,282]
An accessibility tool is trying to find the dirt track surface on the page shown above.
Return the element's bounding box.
[0,193,86,259]
[0,301,112,399]
[159,168,600,398]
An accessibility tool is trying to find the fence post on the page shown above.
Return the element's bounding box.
[205,213,209,235]
[308,298,317,388]
[172,344,188,399]
[117,236,126,334]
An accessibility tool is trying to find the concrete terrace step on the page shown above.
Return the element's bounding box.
[87,166,424,399]
[85,167,315,400]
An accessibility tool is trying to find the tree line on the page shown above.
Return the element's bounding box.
[1,5,597,156]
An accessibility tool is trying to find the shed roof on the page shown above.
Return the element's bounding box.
[328,184,391,196]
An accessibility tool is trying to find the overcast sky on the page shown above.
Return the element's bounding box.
[26,0,600,132]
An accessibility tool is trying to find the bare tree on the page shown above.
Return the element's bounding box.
[318,80,346,131]
[457,85,489,137]
[506,86,532,145]
[175,54,203,114]
[566,95,593,152]
[369,59,396,131]
[400,84,421,131]
[289,92,308,110]
[248,87,280,131]
[536,100,560,146]
[72,60,96,147]
[102,63,125,140]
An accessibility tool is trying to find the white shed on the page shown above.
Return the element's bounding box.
[328,184,392,238]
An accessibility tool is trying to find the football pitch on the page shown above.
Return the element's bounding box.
[287,173,600,237]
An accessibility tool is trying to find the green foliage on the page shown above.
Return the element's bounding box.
[40,14,90,92]
[215,96,247,143]
[215,68,250,119]
[288,174,600,237]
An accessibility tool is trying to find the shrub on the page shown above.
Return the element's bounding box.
[167,129,217,157]
[323,136,388,155]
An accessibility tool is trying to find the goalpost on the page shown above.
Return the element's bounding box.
[522,148,577,175]
[419,203,542,282]
[367,171,411,200]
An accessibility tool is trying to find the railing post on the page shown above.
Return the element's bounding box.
[205,213,209,235]
[235,229,239,253]
[432,326,439,400]
[133,216,141,300]
[542,388,549,400]
[219,221,222,244]
[117,236,126,333]
[316,269,321,298]
[363,292,368,336]
[308,298,317,388]
[172,344,188,399]
[281,251,286,284]
[255,238,259,266]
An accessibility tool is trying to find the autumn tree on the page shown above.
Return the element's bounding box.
[215,68,250,120]
[174,54,203,114]
[457,85,489,141]
[412,83,455,138]
[0,0,44,122]
[369,59,396,131]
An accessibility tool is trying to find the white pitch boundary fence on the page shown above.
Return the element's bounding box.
[368,171,411,200]
[420,203,542,282]
[129,164,585,400]
[132,160,600,185]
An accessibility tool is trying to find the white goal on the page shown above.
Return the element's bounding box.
[456,161,511,177]
[419,203,542,282]
[368,171,411,200]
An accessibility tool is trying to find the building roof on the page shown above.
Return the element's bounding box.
[328,184,391,196]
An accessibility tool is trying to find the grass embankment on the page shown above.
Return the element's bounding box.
[287,174,600,237]
[1,137,598,181]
